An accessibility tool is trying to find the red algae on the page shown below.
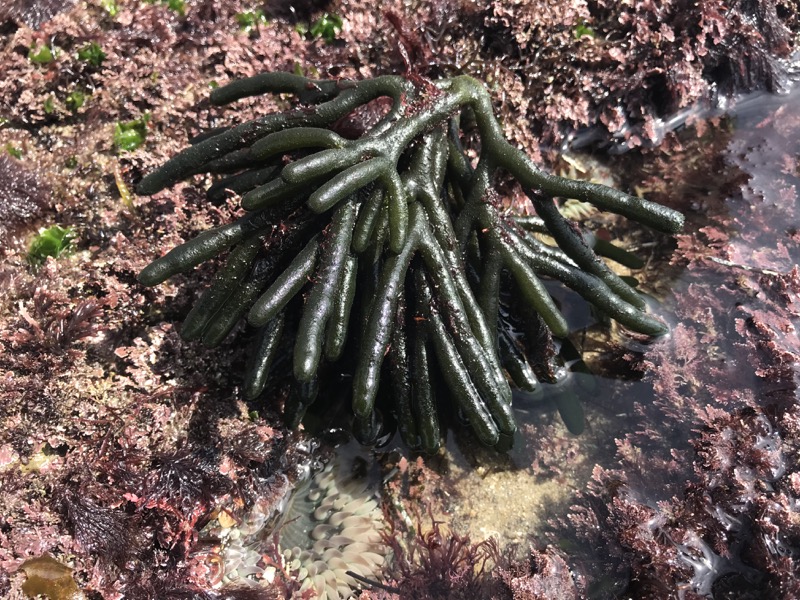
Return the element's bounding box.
[544,89,800,599]
[0,0,798,598]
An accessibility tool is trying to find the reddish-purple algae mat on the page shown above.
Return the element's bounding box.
[0,1,798,598]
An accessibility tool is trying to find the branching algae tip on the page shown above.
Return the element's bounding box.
[137,72,683,452]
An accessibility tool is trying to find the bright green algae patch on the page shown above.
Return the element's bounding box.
[28,225,77,265]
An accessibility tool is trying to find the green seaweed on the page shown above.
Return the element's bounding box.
[76,42,106,68]
[28,44,56,65]
[5,143,22,158]
[28,225,77,265]
[137,72,683,450]
[235,9,268,33]
[574,22,596,39]
[113,114,150,153]
[65,90,88,112]
[309,13,343,43]
[100,0,119,17]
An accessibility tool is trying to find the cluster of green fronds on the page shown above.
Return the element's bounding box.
[137,72,683,451]
[28,225,76,265]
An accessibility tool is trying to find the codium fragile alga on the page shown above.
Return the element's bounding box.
[136,70,683,451]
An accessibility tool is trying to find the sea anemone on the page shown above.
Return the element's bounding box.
[136,70,683,451]
[208,452,389,599]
